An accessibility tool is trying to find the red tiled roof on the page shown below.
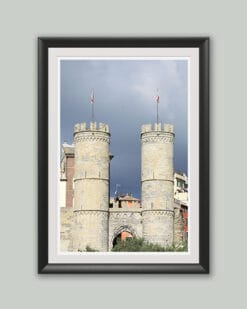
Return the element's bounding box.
[118,195,140,202]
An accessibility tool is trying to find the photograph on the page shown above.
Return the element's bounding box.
[38,38,209,273]
[59,59,188,253]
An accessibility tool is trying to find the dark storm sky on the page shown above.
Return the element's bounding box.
[61,59,188,198]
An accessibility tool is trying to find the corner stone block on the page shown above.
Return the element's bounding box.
[80,123,87,131]
[74,123,81,133]
[141,124,152,133]
[90,122,97,130]
[164,124,174,133]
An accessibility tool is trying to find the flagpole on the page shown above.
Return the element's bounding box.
[92,101,94,122]
[157,101,158,124]
[91,89,94,122]
[156,89,159,124]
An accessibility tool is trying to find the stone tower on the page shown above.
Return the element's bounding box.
[141,123,175,247]
[72,122,111,252]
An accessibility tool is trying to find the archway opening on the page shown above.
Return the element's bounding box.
[112,231,133,247]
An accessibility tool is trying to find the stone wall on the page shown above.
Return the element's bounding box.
[72,122,110,251]
[173,203,184,246]
[60,208,73,251]
[72,210,109,252]
[141,123,175,247]
[60,205,185,252]
[108,210,143,250]
[65,156,74,208]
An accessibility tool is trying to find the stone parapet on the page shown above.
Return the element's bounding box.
[74,122,110,134]
[109,207,142,213]
[109,209,142,213]
[74,131,110,144]
[74,123,110,145]
[141,123,174,145]
[141,123,174,134]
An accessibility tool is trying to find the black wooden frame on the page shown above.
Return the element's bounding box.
[38,37,209,274]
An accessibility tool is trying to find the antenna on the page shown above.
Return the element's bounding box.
[114,184,121,196]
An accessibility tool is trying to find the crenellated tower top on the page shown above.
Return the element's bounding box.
[74,122,110,134]
[141,123,174,134]
[141,123,174,144]
[73,122,110,145]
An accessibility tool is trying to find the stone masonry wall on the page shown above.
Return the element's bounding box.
[60,208,73,251]
[141,123,175,247]
[65,156,74,208]
[72,210,108,252]
[173,203,184,246]
[108,210,142,250]
[72,122,110,252]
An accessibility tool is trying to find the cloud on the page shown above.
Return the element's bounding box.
[61,59,188,197]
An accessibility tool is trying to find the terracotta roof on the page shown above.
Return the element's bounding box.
[118,194,140,202]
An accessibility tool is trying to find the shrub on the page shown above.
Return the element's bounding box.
[78,246,99,252]
[111,237,188,252]
[85,245,98,252]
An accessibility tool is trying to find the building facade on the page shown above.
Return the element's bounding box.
[60,122,188,252]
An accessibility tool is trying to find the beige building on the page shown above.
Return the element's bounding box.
[174,172,188,241]
[60,143,74,208]
[174,172,188,206]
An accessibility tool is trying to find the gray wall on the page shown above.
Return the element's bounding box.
[0,0,245,308]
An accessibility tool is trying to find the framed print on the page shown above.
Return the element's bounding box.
[38,37,209,273]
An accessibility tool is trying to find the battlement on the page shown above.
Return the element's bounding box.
[74,122,110,134]
[141,123,174,134]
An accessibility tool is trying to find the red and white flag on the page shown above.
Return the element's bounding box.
[90,90,94,104]
[155,89,160,103]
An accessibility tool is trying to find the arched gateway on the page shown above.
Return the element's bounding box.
[111,225,136,248]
